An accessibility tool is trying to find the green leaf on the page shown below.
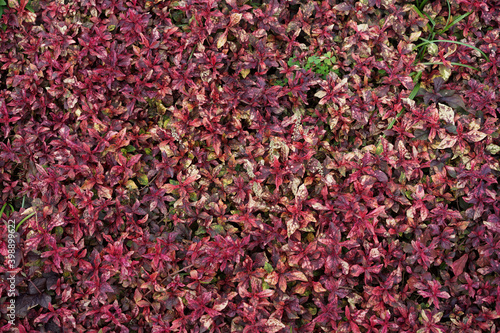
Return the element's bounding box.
[25,0,34,12]
[125,180,138,191]
[486,144,500,154]
[137,174,149,186]
[307,306,318,316]
[287,57,299,67]
[54,226,64,236]
[264,262,274,273]
[195,226,207,236]
[375,141,384,155]
[210,224,225,235]
[274,79,287,87]
[124,145,136,152]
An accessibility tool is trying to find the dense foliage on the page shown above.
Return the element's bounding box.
[1,0,500,332]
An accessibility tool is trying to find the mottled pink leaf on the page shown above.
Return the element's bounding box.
[451,254,468,277]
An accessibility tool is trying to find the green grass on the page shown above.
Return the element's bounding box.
[415,39,490,62]
[411,1,477,62]
[1,198,36,232]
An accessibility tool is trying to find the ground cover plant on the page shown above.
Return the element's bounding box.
[0,0,500,331]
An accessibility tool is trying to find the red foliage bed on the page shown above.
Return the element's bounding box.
[1,0,499,331]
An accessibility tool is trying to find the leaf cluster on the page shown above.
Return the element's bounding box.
[0,0,499,332]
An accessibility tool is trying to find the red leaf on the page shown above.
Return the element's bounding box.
[451,254,468,277]
[137,214,149,224]
[399,75,414,90]
[373,170,388,183]
[279,276,287,292]
[350,265,365,276]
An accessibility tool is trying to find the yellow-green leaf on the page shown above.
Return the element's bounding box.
[137,174,149,186]
[240,68,250,78]
[125,180,138,190]
[217,30,228,48]
[486,144,500,154]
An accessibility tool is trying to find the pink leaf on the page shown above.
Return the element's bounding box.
[266,318,286,333]
[399,76,414,90]
[436,135,457,149]
[310,202,328,210]
[350,265,365,276]
[451,254,468,277]
[296,184,308,202]
[360,175,376,187]
[465,130,487,142]
[286,217,300,238]
[213,299,229,311]
[287,271,308,282]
